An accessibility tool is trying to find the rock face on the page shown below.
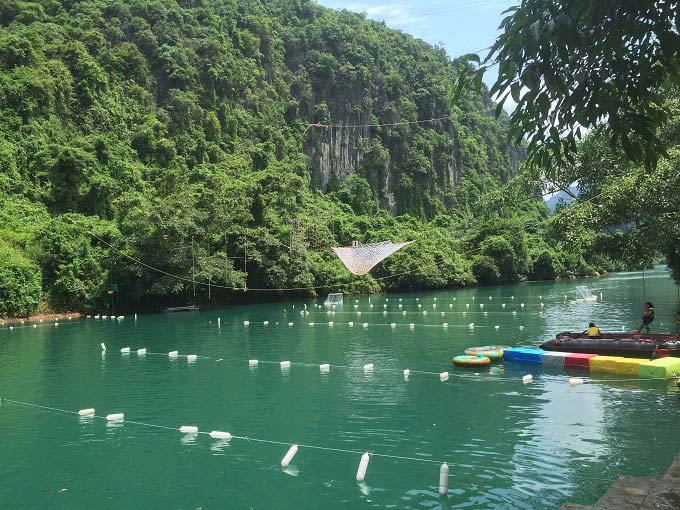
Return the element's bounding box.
[307,124,368,191]
[281,8,524,219]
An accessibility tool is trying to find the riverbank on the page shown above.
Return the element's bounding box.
[0,312,83,325]
[562,450,680,509]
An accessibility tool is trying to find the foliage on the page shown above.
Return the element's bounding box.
[0,243,42,317]
[0,0,621,314]
[463,0,680,170]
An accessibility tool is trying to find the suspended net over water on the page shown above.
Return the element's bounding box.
[332,241,415,276]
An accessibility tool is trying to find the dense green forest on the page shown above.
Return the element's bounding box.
[0,0,626,317]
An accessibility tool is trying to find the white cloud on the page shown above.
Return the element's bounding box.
[343,2,430,27]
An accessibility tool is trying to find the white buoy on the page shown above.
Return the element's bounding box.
[54,323,58,327]
[453,297,456,301]
[433,304,437,309]
[168,351,179,358]
[472,296,475,301]
[308,321,315,326]
[348,322,354,327]
[512,311,517,316]
[468,323,475,329]
[402,311,407,315]
[433,297,437,301]
[439,463,449,496]
[495,325,500,330]
[382,311,387,316]
[117,316,124,320]
[101,343,106,352]
[440,372,449,381]
[489,296,492,300]
[442,323,448,328]
[540,303,544,308]
[356,452,370,482]
[187,355,197,362]
[9,326,13,330]
[484,312,488,316]
[134,313,137,320]
[106,413,124,421]
[320,363,330,372]
[440,312,445,316]
[78,408,95,416]
[403,369,410,377]
[249,359,258,366]
[399,304,402,309]
[363,363,374,371]
[409,323,415,329]
[519,326,524,330]
[418,304,422,309]
[416,298,419,301]
[120,347,130,353]
[209,431,232,440]
[390,323,396,328]
[218,318,221,328]
[263,321,269,326]
[522,374,533,384]
[179,425,198,434]
[511,296,515,300]
[40,319,43,322]
[502,303,506,308]
[281,444,299,467]
[354,304,358,309]
[465,304,470,309]
[244,321,250,326]
[383,304,387,309]
[569,377,585,386]
[32,324,37,328]
[288,322,294,327]
[362,323,368,328]
[328,321,334,326]
[449,304,453,308]
[423,311,427,316]
[480,303,484,309]
[521,303,525,308]
[86,315,91,319]
[369,304,373,308]
[357,312,362,316]
[280,361,291,368]
[137,348,146,355]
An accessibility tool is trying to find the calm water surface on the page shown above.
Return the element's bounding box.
[1,267,680,509]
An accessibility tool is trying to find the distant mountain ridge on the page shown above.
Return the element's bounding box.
[545,186,578,213]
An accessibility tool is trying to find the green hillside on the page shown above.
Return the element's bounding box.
[0,0,614,316]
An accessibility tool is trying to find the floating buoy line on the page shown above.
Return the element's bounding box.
[0,395,641,491]
[106,343,673,385]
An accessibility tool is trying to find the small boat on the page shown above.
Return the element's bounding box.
[540,331,680,357]
[163,306,200,313]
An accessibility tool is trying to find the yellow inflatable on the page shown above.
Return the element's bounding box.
[463,345,509,360]
[452,355,491,367]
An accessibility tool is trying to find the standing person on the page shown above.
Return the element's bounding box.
[637,302,655,333]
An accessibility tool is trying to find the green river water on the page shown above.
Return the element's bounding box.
[1,267,680,509]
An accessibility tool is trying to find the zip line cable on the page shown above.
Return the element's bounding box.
[63,186,613,293]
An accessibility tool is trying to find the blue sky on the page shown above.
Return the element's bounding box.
[315,0,517,87]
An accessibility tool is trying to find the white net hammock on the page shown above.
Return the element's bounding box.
[332,241,415,276]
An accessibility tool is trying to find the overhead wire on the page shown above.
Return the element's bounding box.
[63,185,616,293]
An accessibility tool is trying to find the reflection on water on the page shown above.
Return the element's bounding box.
[0,267,678,509]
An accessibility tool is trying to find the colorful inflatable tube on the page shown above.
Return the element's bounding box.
[452,355,491,367]
[464,345,509,360]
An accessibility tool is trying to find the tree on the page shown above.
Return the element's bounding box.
[458,0,680,171]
